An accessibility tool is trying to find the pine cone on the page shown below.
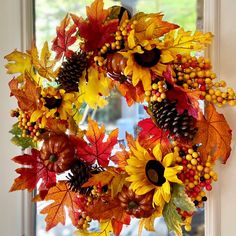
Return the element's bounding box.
[67,160,92,195]
[57,52,87,92]
[150,100,198,140]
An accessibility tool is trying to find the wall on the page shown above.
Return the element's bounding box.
[0,0,34,235]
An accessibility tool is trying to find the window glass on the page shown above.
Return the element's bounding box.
[34,1,204,235]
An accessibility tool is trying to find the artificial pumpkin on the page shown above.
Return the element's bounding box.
[40,133,75,173]
[118,185,154,218]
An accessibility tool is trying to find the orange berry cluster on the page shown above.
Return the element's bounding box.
[145,80,167,103]
[77,212,91,230]
[175,146,217,207]
[172,54,236,107]
[11,109,44,142]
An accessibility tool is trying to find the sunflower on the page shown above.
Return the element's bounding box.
[30,87,80,127]
[125,141,183,208]
[120,13,179,91]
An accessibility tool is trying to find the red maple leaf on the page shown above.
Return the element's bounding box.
[76,119,118,167]
[138,118,171,151]
[163,66,200,119]
[71,0,118,52]
[10,149,56,199]
[52,14,77,60]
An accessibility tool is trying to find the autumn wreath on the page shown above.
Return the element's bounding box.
[4,0,236,235]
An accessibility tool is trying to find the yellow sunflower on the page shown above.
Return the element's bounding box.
[30,87,80,127]
[120,13,179,91]
[125,141,183,208]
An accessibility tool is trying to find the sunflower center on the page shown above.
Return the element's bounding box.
[44,97,62,109]
[128,201,139,210]
[49,154,58,163]
[145,160,166,186]
[134,48,161,67]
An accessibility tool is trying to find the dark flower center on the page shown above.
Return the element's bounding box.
[128,201,139,210]
[134,48,161,67]
[44,97,62,109]
[49,154,58,163]
[145,160,166,186]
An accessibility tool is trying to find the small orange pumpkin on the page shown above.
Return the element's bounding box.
[40,133,75,173]
[118,186,154,218]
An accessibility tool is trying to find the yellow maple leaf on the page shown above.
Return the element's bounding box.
[75,220,113,236]
[30,41,58,80]
[79,67,112,109]
[133,12,179,43]
[83,167,127,198]
[4,50,33,75]
[160,28,213,63]
[138,210,162,236]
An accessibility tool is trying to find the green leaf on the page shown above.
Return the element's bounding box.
[9,122,37,150]
[173,185,196,212]
[163,199,183,236]
[163,184,196,236]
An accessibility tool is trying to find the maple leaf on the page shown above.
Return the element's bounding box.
[83,167,127,198]
[84,195,130,225]
[138,118,171,151]
[30,42,58,80]
[79,67,112,109]
[8,74,40,112]
[71,0,118,52]
[193,103,232,163]
[10,149,56,199]
[163,66,200,118]
[75,220,114,236]
[161,28,213,62]
[117,81,145,106]
[110,144,129,170]
[76,119,118,167]
[138,211,162,236]
[41,181,79,231]
[52,14,77,60]
[4,50,33,75]
[133,12,179,42]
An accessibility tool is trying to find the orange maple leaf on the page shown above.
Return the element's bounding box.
[76,119,118,167]
[193,103,232,163]
[85,195,130,225]
[40,181,79,231]
[117,81,145,106]
[8,74,40,112]
[111,143,129,170]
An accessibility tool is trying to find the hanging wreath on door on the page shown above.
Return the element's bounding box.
[4,0,236,235]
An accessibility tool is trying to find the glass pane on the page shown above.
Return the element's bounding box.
[34,0,204,235]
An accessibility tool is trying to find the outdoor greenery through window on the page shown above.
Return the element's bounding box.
[34,0,204,235]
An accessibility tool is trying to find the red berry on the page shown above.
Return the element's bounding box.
[206,184,212,191]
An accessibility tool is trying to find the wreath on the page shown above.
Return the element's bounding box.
[4,0,236,235]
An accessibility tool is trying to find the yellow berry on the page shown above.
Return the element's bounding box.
[145,90,151,96]
[186,154,192,161]
[197,165,203,171]
[188,183,195,188]
[185,224,192,232]
[192,152,199,158]
[204,173,210,179]
[191,159,198,165]
[152,83,158,90]
[188,149,194,154]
